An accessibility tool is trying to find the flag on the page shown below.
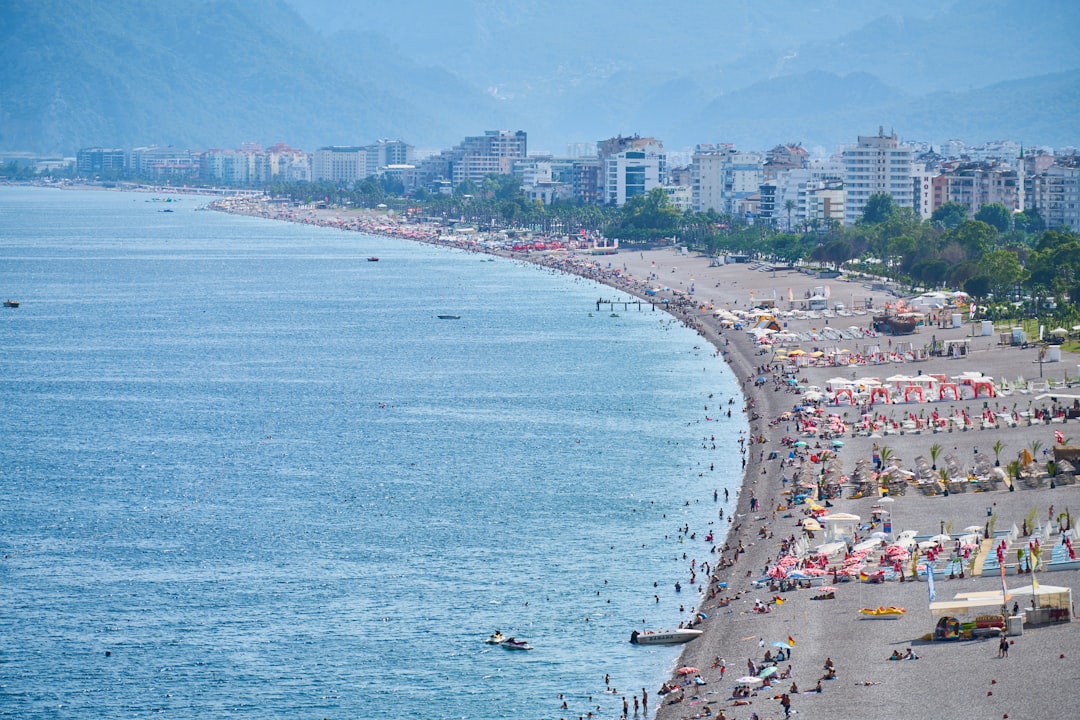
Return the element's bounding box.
[1000,564,1011,603]
[927,562,936,603]
[1055,430,1064,445]
[788,287,793,302]
[787,635,795,647]
[859,571,869,581]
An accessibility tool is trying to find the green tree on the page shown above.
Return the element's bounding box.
[931,202,969,229]
[980,249,1027,298]
[859,193,897,225]
[1013,209,1045,235]
[604,187,680,243]
[974,202,1012,233]
[945,219,997,260]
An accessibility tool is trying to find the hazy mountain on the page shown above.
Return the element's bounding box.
[0,0,499,154]
[1,0,1076,156]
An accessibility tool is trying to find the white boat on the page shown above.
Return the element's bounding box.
[499,637,533,651]
[630,628,703,645]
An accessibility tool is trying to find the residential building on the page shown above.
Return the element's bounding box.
[1027,157,1080,232]
[572,158,602,205]
[691,145,763,214]
[758,183,777,226]
[762,161,844,229]
[804,180,846,226]
[842,128,916,224]
[928,161,1022,217]
[597,135,666,206]
[763,144,809,181]
[199,149,253,184]
[663,185,692,213]
[366,139,413,170]
[415,130,527,189]
[258,143,310,184]
[129,146,197,179]
[514,156,575,205]
[452,130,527,186]
[311,146,369,184]
[76,147,126,175]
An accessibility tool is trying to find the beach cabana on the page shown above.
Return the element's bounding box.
[821,513,861,543]
[945,585,1073,626]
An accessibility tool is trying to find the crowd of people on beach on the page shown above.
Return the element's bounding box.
[210,199,1078,720]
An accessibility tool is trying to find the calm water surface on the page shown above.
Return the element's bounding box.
[0,187,746,719]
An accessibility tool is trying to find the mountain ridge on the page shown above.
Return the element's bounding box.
[1,0,1076,155]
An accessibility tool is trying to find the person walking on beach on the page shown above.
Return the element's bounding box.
[999,635,1009,658]
[780,692,791,717]
[641,688,648,713]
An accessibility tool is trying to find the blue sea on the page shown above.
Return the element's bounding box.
[0,186,746,719]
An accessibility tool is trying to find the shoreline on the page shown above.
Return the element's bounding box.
[211,199,1080,720]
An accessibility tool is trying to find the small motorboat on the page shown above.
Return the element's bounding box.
[484,631,505,645]
[437,314,461,320]
[630,629,703,645]
[500,637,533,651]
[367,257,379,262]
[3,300,19,308]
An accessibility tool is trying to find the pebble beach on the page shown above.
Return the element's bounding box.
[213,202,1080,720]
[600,249,1080,720]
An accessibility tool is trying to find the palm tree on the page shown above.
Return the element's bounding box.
[929,443,942,470]
[878,446,894,469]
[992,440,1006,467]
[1006,460,1021,491]
[784,199,797,231]
[939,468,951,495]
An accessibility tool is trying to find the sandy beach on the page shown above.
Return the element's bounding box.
[214,201,1080,720]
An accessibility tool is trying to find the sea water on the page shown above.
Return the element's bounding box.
[0,187,747,719]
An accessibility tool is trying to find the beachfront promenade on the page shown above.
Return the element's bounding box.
[215,201,1080,720]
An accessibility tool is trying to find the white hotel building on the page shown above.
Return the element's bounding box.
[842,129,916,224]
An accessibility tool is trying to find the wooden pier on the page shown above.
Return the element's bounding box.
[596,298,653,312]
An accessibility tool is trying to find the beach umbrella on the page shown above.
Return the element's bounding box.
[736,676,764,687]
[794,441,808,447]
[772,641,793,648]
[831,440,845,448]
[758,666,779,678]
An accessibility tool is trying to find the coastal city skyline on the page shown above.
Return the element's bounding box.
[62,125,1080,235]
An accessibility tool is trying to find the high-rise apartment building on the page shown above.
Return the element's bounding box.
[842,128,916,224]
[1028,158,1080,232]
[311,146,369,184]
[595,135,665,206]
[416,130,527,189]
[691,145,763,215]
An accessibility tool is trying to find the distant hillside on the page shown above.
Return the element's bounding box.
[0,0,1076,155]
[0,0,498,154]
